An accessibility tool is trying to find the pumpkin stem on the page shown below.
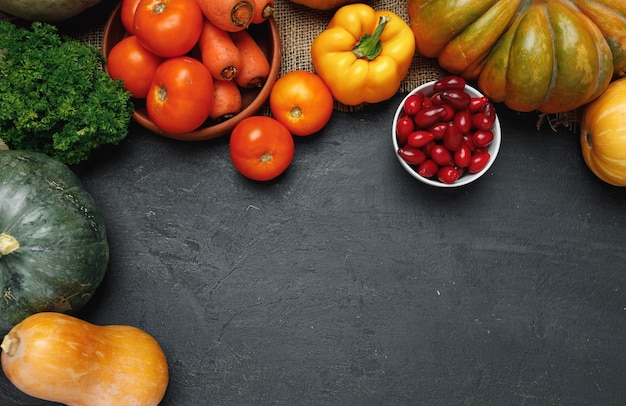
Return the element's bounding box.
[585,131,593,148]
[0,332,19,357]
[0,233,19,257]
[352,15,391,61]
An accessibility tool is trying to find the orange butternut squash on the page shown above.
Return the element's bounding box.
[0,312,169,406]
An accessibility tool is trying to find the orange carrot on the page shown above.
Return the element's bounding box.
[230,29,271,88]
[198,19,243,81]
[210,79,243,122]
[194,0,253,32]
[251,0,274,24]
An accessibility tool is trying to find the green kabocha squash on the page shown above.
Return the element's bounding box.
[407,0,626,113]
[0,0,103,22]
[0,150,108,333]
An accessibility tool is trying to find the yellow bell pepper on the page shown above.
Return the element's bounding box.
[311,3,416,106]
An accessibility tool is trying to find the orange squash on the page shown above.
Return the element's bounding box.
[580,77,626,186]
[1,312,169,406]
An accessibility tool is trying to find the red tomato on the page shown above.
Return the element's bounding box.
[269,70,334,137]
[402,93,423,115]
[106,36,164,99]
[468,151,491,174]
[121,0,142,34]
[395,115,414,146]
[230,116,295,181]
[146,56,214,134]
[417,159,438,178]
[430,144,453,166]
[133,0,203,58]
[437,165,459,184]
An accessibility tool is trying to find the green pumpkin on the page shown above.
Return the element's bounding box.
[0,0,103,22]
[0,150,108,332]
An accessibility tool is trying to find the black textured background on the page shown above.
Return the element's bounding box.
[2,93,626,405]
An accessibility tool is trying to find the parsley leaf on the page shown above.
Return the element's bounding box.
[0,21,133,165]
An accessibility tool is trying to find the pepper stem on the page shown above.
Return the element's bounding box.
[352,15,391,60]
[0,232,19,257]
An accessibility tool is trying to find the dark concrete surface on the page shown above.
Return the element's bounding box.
[2,93,625,405]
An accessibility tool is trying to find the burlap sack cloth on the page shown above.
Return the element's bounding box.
[273,0,581,132]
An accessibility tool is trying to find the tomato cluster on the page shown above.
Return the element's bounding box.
[108,0,336,181]
[395,76,497,184]
[230,72,334,181]
[108,0,272,134]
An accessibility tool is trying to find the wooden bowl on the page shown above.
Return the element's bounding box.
[101,3,281,141]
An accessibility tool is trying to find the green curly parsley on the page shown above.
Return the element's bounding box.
[0,21,133,165]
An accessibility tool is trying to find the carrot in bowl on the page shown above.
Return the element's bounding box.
[194,0,253,32]
[251,0,274,24]
[230,29,270,88]
[198,19,243,81]
[210,79,243,122]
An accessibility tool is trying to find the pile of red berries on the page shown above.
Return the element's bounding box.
[395,76,497,184]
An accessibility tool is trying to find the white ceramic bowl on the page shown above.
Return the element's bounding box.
[391,80,501,187]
